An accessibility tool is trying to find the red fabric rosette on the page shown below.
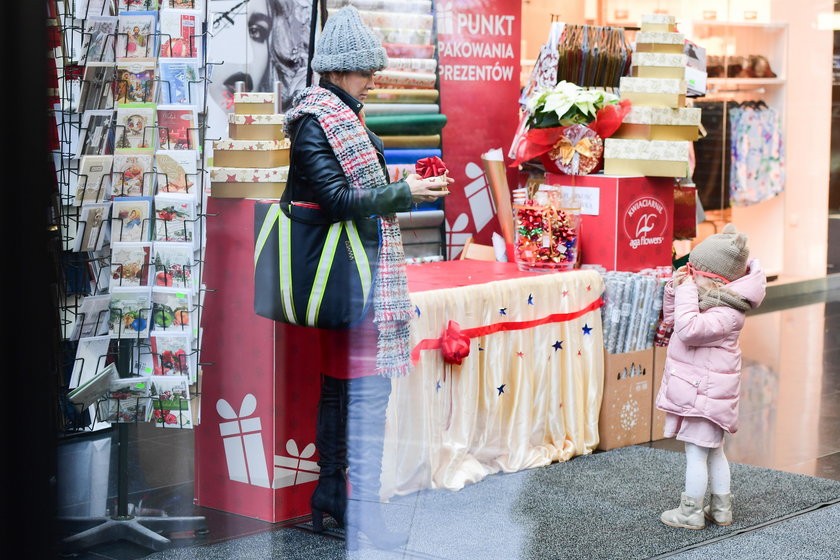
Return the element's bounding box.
[415,156,449,179]
[439,320,471,365]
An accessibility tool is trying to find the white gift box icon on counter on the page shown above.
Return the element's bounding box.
[273,439,320,489]
[216,394,271,488]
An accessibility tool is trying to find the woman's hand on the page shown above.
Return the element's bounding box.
[405,173,454,203]
[673,265,692,286]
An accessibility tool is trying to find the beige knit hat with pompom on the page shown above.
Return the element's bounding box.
[688,223,750,282]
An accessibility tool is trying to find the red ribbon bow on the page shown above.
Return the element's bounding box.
[439,320,471,365]
[415,156,449,179]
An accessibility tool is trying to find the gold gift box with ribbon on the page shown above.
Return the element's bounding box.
[612,106,701,142]
[228,113,286,141]
[209,165,288,198]
[635,31,686,54]
[619,77,686,109]
[603,138,690,178]
[640,14,677,33]
[233,92,277,115]
[212,139,290,168]
[631,53,687,80]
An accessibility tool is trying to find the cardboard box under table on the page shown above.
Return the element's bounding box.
[209,166,288,198]
[598,348,654,451]
[603,138,690,178]
[233,92,276,115]
[212,139,290,168]
[228,113,285,141]
[544,173,674,272]
[613,107,701,142]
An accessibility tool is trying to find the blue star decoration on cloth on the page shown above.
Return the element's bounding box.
[415,305,421,317]
[582,324,593,335]
[527,294,534,305]
[553,340,563,351]
[497,384,506,395]
[435,380,442,392]
[499,307,507,316]
[478,345,484,351]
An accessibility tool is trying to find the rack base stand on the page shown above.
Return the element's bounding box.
[60,514,208,552]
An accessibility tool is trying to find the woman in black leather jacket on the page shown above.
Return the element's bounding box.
[283,5,451,552]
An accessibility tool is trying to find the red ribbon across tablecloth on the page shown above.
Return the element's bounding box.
[411,297,605,364]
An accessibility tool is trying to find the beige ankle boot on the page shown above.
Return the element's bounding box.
[660,492,705,529]
[703,493,733,526]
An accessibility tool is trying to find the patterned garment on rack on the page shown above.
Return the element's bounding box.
[728,105,785,206]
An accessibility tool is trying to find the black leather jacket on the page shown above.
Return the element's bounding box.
[285,82,412,241]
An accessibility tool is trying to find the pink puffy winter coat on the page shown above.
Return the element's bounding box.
[654,259,766,433]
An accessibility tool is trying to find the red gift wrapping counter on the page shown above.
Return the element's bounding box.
[195,198,605,521]
[544,174,674,272]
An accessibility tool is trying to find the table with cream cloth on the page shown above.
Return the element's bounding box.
[380,261,605,499]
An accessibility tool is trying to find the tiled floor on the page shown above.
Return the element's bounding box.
[54,287,840,559]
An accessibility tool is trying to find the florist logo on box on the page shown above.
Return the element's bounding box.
[623,196,668,250]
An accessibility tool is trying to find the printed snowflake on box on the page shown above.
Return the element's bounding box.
[619,398,640,431]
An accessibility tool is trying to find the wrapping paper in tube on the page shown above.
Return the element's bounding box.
[326,0,432,14]
[227,113,284,125]
[209,166,289,182]
[340,9,433,30]
[372,27,432,46]
[365,114,447,136]
[600,269,669,354]
[374,70,437,89]
[233,92,275,104]
[383,148,441,163]
[384,43,436,59]
[395,209,444,228]
[366,88,439,103]
[381,135,440,148]
[364,103,439,116]
[385,58,437,73]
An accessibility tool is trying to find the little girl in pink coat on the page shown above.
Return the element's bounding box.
[655,223,766,529]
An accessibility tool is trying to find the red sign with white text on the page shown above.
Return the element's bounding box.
[437,0,521,259]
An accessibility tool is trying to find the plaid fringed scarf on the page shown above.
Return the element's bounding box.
[285,86,414,378]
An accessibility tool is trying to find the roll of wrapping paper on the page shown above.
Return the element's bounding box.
[395,209,444,228]
[480,150,515,245]
[385,58,437,73]
[365,88,439,104]
[373,27,432,45]
[384,43,436,59]
[364,103,439,116]
[326,0,433,14]
[341,9,433,30]
[365,114,447,136]
[381,135,440,148]
[374,70,437,89]
[383,148,441,163]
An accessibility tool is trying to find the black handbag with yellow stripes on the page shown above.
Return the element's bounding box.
[253,199,379,329]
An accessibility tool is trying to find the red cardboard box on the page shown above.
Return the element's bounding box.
[544,174,674,272]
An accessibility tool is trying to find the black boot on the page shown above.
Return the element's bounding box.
[345,375,409,551]
[311,375,348,532]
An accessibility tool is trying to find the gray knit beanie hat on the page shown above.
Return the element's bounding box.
[311,6,388,73]
[689,223,750,282]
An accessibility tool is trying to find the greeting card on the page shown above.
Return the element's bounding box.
[151,288,192,334]
[154,194,195,243]
[150,331,194,379]
[111,196,152,241]
[75,155,113,205]
[156,105,199,150]
[158,59,200,105]
[110,242,152,288]
[69,336,113,402]
[82,16,117,63]
[159,9,200,59]
[152,242,195,292]
[150,376,192,428]
[161,0,201,9]
[116,11,157,58]
[98,376,152,423]
[69,361,117,416]
[112,153,154,197]
[74,202,111,252]
[79,63,116,113]
[109,288,152,339]
[117,0,159,11]
[155,150,198,196]
[115,103,156,152]
[115,58,157,104]
[69,295,112,340]
[77,110,116,158]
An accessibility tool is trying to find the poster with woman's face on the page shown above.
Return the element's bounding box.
[207,0,313,142]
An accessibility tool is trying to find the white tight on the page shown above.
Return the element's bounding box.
[684,442,731,497]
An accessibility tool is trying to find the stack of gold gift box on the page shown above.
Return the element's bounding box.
[604,14,701,178]
[209,92,290,198]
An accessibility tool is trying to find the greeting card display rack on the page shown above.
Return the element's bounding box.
[50,0,214,551]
